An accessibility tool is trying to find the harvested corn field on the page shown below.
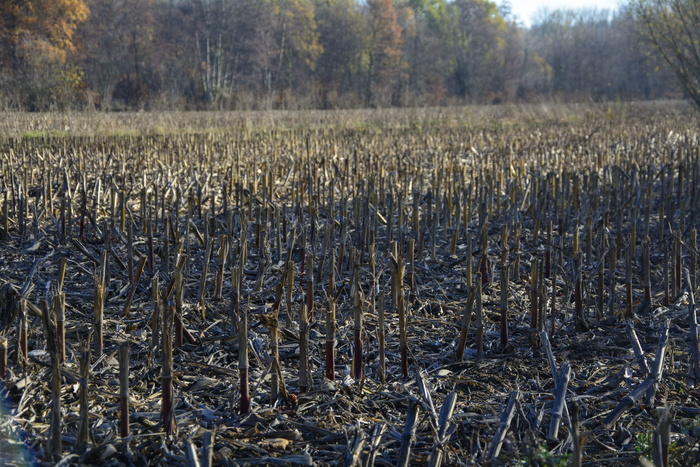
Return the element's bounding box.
[1,102,700,466]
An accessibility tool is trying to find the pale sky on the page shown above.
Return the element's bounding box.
[501,0,621,27]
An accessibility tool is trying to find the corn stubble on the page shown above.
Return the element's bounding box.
[0,105,699,464]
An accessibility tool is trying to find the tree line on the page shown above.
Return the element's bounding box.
[0,0,686,111]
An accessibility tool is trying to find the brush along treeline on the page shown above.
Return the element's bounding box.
[0,105,700,465]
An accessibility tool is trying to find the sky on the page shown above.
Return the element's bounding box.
[501,0,621,27]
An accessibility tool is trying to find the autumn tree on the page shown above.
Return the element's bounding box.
[447,0,508,101]
[0,0,89,109]
[267,0,323,107]
[191,0,265,107]
[78,0,166,109]
[366,0,406,106]
[400,0,452,105]
[629,0,700,108]
[315,0,366,108]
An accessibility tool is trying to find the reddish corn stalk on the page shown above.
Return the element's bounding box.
[119,341,130,438]
[239,302,250,413]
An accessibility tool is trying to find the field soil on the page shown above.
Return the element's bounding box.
[1,102,700,466]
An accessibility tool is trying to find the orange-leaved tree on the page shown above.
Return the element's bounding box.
[0,0,89,109]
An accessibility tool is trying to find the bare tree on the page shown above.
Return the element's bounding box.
[630,0,700,108]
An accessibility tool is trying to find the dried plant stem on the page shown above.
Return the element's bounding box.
[94,250,107,358]
[548,362,572,440]
[197,240,213,314]
[41,299,61,460]
[239,301,250,413]
[500,260,509,349]
[127,220,134,282]
[396,399,420,467]
[475,273,484,360]
[604,320,669,427]
[530,257,539,343]
[55,256,67,363]
[150,275,160,357]
[78,334,91,447]
[687,269,700,386]
[488,390,519,461]
[456,285,476,361]
[122,255,147,317]
[692,229,698,293]
[119,341,130,438]
[326,253,336,381]
[0,337,6,380]
[574,231,584,331]
[427,391,457,467]
[643,236,652,305]
[265,313,280,403]
[654,407,672,467]
[162,302,177,436]
[174,272,184,349]
[215,234,229,300]
[202,431,214,467]
[377,289,386,383]
[391,244,408,377]
[299,298,310,392]
[352,286,363,380]
[674,234,682,299]
[663,244,670,307]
